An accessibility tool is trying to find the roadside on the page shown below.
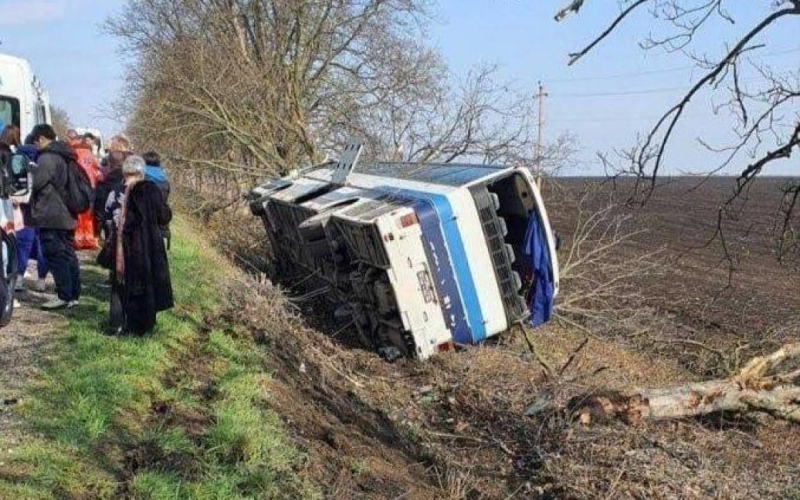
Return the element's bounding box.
[1,211,798,499]
[0,218,316,499]
[0,283,64,454]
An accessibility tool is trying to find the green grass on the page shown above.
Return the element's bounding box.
[0,218,315,499]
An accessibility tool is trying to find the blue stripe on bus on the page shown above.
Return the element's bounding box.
[411,199,472,344]
[374,185,487,343]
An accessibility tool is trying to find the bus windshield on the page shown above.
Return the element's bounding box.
[0,96,21,130]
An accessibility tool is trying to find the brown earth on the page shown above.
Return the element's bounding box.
[550,177,800,342]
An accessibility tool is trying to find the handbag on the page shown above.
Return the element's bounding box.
[109,285,125,335]
[96,237,114,269]
[96,221,116,269]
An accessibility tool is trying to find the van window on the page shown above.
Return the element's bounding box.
[0,96,21,129]
[36,103,47,125]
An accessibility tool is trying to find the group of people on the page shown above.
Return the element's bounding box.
[0,123,174,335]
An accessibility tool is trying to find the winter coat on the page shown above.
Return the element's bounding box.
[95,151,128,222]
[118,180,174,334]
[0,144,10,176]
[71,141,100,187]
[28,141,78,230]
[16,145,39,163]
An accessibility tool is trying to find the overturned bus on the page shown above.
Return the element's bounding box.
[249,145,559,360]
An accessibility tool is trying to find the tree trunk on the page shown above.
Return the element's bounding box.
[573,343,800,425]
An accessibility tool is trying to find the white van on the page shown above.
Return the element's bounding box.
[0,52,51,137]
[0,53,51,327]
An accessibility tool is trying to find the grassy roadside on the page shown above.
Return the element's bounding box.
[0,218,316,500]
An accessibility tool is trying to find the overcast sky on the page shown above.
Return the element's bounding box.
[1,0,798,175]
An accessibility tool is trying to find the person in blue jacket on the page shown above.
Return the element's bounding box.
[142,151,170,202]
[142,151,171,248]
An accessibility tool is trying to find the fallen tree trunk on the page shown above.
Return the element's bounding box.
[572,343,800,425]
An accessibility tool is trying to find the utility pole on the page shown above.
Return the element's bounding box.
[535,81,547,191]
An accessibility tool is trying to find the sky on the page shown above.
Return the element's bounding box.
[0,0,798,175]
[0,0,125,137]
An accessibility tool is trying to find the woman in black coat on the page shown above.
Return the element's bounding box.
[108,155,173,335]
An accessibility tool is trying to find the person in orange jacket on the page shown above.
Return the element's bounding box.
[70,134,101,250]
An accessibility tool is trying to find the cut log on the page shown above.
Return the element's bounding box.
[572,343,800,425]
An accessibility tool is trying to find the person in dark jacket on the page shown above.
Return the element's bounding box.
[28,124,81,310]
[142,151,171,248]
[108,155,173,335]
[95,135,131,239]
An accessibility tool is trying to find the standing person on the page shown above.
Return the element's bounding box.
[83,133,100,159]
[105,155,173,335]
[0,125,19,163]
[70,134,100,250]
[142,151,171,248]
[142,151,170,201]
[15,225,49,292]
[64,129,80,143]
[0,124,22,174]
[28,124,81,310]
[95,135,131,240]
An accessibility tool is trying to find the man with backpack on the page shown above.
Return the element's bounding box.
[28,124,89,310]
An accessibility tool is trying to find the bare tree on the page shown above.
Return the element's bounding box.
[50,106,73,139]
[556,186,664,334]
[109,0,573,216]
[554,0,800,262]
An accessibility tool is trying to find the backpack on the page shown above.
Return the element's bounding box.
[62,159,94,214]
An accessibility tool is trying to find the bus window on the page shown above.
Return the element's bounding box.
[0,96,21,129]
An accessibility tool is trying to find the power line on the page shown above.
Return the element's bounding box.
[544,47,800,84]
[550,71,796,99]
[547,65,695,83]
[548,113,706,124]
[552,85,688,98]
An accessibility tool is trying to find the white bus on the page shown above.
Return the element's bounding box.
[250,144,560,360]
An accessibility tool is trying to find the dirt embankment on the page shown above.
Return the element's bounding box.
[228,273,800,499]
